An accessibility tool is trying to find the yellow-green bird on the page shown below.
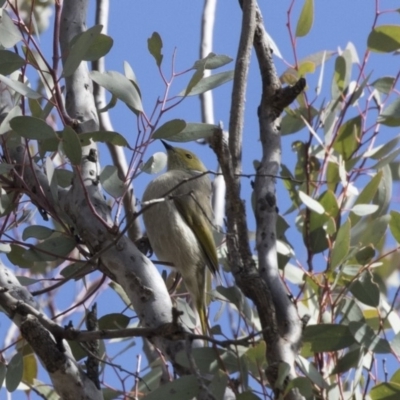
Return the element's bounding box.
[142,140,218,335]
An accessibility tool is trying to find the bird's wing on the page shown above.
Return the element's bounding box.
[173,177,219,275]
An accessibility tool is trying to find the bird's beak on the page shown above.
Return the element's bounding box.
[161,140,173,151]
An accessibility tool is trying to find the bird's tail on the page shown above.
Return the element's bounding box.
[197,300,209,338]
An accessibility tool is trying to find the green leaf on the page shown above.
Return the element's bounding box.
[285,377,313,398]
[141,152,167,174]
[330,219,350,269]
[331,347,362,375]
[100,165,125,198]
[152,119,186,139]
[0,74,41,99]
[332,50,352,99]
[243,341,267,376]
[208,370,228,400]
[193,53,233,70]
[349,321,391,353]
[184,66,205,96]
[165,122,217,142]
[378,97,400,127]
[350,171,382,226]
[147,32,163,67]
[280,107,318,136]
[350,270,380,307]
[372,76,395,94]
[22,226,54,241]
[368,25,400,53]
[0,362,5,389]
[7,244,32,268]
[281,50,334,85]
[236,392,262,400]
[79,131,128,147]
[303,324,355,352]
[90,70,143,114]
[297,355,328,389]
[295,0,314,37]
[0,50,25,74]
[61,126,82,165]
[0,9,23,48]
[10,116,56,140]
[143,376,199,400]
[389,210,400,243]
[179,70,234,96]
[98,313,130,330]
[370,382,400,400]
[350,214,390,247]
[6,352,23,392]
[63,25,103,77]
[82,33,113,61]
[299,191,325,214]
[333,116,361,160]
[23,235,77,262]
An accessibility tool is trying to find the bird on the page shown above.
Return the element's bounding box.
[142,140,218,335]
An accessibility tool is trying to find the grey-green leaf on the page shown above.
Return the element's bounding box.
[100,165,125,198]
[22,226,54,241]
[349,321,391,353]
[152,119,186,139]
[165,122,217,142]
[143,376,199,400]
[330,219,350,269]
[0,50,25,74]
[349,270,380,307]
[63,25,103,77]
[10,116,56,140]
[193,53,233,70]
[90,70,143,113]
[141,152,167,174]
[0,74,41,99]
[147,32,163,67]
[0,9,23,48]
[79,131,128,147]
[62,126,82,165]
[303,324,355,352]
[6,352,23,392]
[23,235,77,262]
[179,70,234,97]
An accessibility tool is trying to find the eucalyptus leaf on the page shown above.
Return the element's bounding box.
[100,165,125,198]
[6,352,23,392]
[152,119,186,139]
[295,0,314,37]
[349,270,380,307]
[193,53,233,70]
[10,116,56,140]
[79,131,128,147]
[141,152,167,174]
[90,70,143,113]
[62,126,82,165]
[0,74,41,99]
[368,25,400,53]
[165,122,217,142]
[299,191,325,214]
[0,9,23,48]
[147,32,163,67]
[179,70,234,97]
[0,50,25,74]
[63,25,103,77]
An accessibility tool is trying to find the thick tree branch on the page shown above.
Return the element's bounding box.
[251,4,305,400]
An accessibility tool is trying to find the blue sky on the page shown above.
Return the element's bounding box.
[2,0,400,397]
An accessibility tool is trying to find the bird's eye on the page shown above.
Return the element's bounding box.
[185,153,193,159]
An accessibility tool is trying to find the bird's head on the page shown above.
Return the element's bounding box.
[161,140,207,173]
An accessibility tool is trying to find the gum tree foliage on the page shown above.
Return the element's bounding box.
[0,0,399,399]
